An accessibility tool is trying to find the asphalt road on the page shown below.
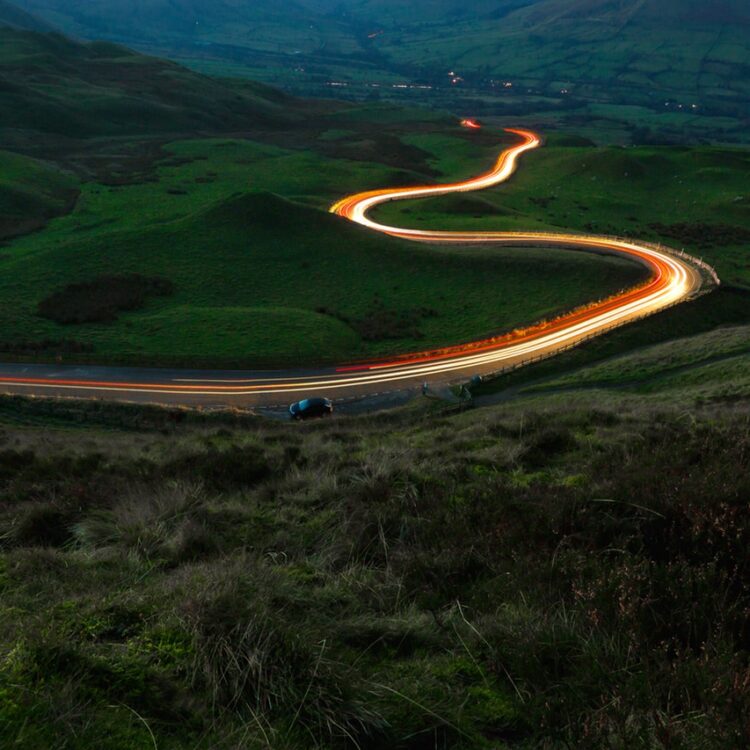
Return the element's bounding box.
[0,129,705,409]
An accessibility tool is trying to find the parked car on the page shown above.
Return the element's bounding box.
[289,397,333,421]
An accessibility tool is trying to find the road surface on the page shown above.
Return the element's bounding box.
[0,129,705,409]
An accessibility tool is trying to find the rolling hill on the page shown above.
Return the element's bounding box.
[16,0,748,117]
[0,26,300,141]
[0,182,645,367]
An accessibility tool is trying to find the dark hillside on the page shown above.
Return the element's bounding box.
[0,0,51,31]
[21,0,750,115]
[20,0,326,41]
[0,27,299,141]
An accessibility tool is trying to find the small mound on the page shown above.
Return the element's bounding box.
[196,191,337,233]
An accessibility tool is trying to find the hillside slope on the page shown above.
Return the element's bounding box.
[1,363,749,748]
[0,26,299,142]
[0,0,51,30]
[20,0,748,113]
[0,149,78,240]
[0,186,645,367]
[371,0,750,110]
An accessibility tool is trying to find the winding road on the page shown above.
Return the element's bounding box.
[0,128,705,408]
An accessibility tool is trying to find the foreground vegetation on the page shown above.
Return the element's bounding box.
[1,337,749,748]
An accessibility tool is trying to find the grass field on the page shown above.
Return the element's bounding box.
[0,141,645,367]
[1,370,749,748]
[6,128,749,370]
[0,25,654,370]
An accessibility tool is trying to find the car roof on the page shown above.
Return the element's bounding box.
[299,397,330,409]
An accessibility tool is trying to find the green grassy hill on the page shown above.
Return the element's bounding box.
[0,182,645,367]
[378,137,750,288]
[0,24,648,369]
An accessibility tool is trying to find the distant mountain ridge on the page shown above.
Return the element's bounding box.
[10,0,750,111]
[0,0,52,31]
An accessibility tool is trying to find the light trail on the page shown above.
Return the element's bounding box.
[328,128,699,372]
[0,129,704,405]
[460,118,482,129]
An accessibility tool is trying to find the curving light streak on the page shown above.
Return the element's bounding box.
[0,129,703,401]
[328,128,699,373]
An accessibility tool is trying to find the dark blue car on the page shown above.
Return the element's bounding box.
[289,397,334,421]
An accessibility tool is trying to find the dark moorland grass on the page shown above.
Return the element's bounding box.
[1,377,749,748]
[38,273,175,325]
